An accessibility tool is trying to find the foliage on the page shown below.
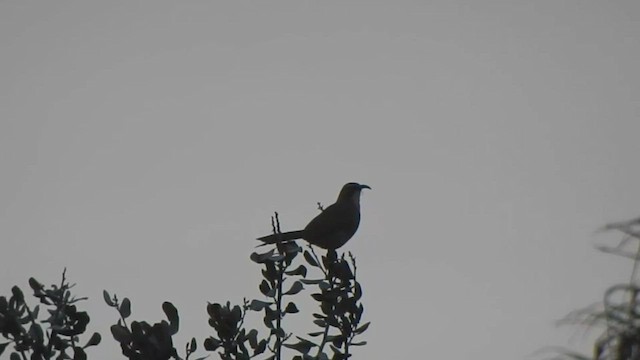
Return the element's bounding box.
[103,291,199,360]
[241,212,369,360]
[1,212,370,359]
[549,217,640,360]
[102,212,369,360]
[0,269,100,360]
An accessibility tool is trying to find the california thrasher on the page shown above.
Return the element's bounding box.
[257,182,371,250]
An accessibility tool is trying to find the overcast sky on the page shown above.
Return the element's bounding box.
[2,2,640,359]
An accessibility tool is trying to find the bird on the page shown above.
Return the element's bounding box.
[257,182,371,250]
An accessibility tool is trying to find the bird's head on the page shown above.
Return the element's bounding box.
[337,182,371,205]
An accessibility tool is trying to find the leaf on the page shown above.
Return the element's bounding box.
[84,332,101,348]
[262,263,278,282]
[246,329,258,348]
[285,265,308,277]
[252,247,286,262]
[300,279,323,285]
[351,341,367,346]
[254,339,267,355]
[16,315,29,325]
[330,335,344,348]
[268,253,286,262]
[248,299,271,311]
[103,290,114,307]
[73,347,87,360]
[162,301,179,334]
[318,281,330,291]
[130,321,144,341]
[303,251,319,267]
[190,337,197,352]
[271,327,285,339]
[282,342,310,354]
[11,286,24,303]
[204,337,221,351]
[28,323,44,344]
[28,278,43,292]
[259,280,274,297]
[282,241,302,254]
[119,298,131,319]
[250,251,262,263]
[354,321,370,334]
[10,353,21,360]
[353,282,363,301]
[282,337,316,354]
[329,345,343,357]
[110,324,131,344]
[206,302,221,319]
[231,305,242,323]
[285,302,299,313]
[264,306,278,323]
[284,281,304,295]
[333,260,354,281]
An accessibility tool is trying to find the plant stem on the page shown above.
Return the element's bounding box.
[275,260,284,360]
[316,255,336,357]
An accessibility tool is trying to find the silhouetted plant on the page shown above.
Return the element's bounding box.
[103,212,369,360]
[104,291,204,360]
[201,211,370,360]
[204,300,267,360]
[548,218,640,360]
[1,211,369,359]
[0,269,100,360]
[302,249,369,360]
[239,212,369,360]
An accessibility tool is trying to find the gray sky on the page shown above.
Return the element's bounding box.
[1,1,640,359]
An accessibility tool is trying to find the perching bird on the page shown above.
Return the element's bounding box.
[257,182,371,250]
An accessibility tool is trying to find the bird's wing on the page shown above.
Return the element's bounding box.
[304,203,359,241]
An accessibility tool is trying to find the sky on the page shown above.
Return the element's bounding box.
[1,1,640,359]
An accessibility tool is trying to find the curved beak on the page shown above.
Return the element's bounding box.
[360,184,371,190]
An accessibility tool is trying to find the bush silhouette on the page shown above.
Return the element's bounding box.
[0,269,101,360]
[0,214,370,360]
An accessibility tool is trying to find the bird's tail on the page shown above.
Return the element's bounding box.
[256,230,305,245]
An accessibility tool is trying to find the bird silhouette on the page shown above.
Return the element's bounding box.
[257,182,371,250]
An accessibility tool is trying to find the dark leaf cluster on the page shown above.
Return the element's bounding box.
[0,269,100,360]
[242,212,370,360]
[2,212,370,360]
[204,300,267,360]
[298,250,368,360]
[248,238,308,359]
[104,292,189,360]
